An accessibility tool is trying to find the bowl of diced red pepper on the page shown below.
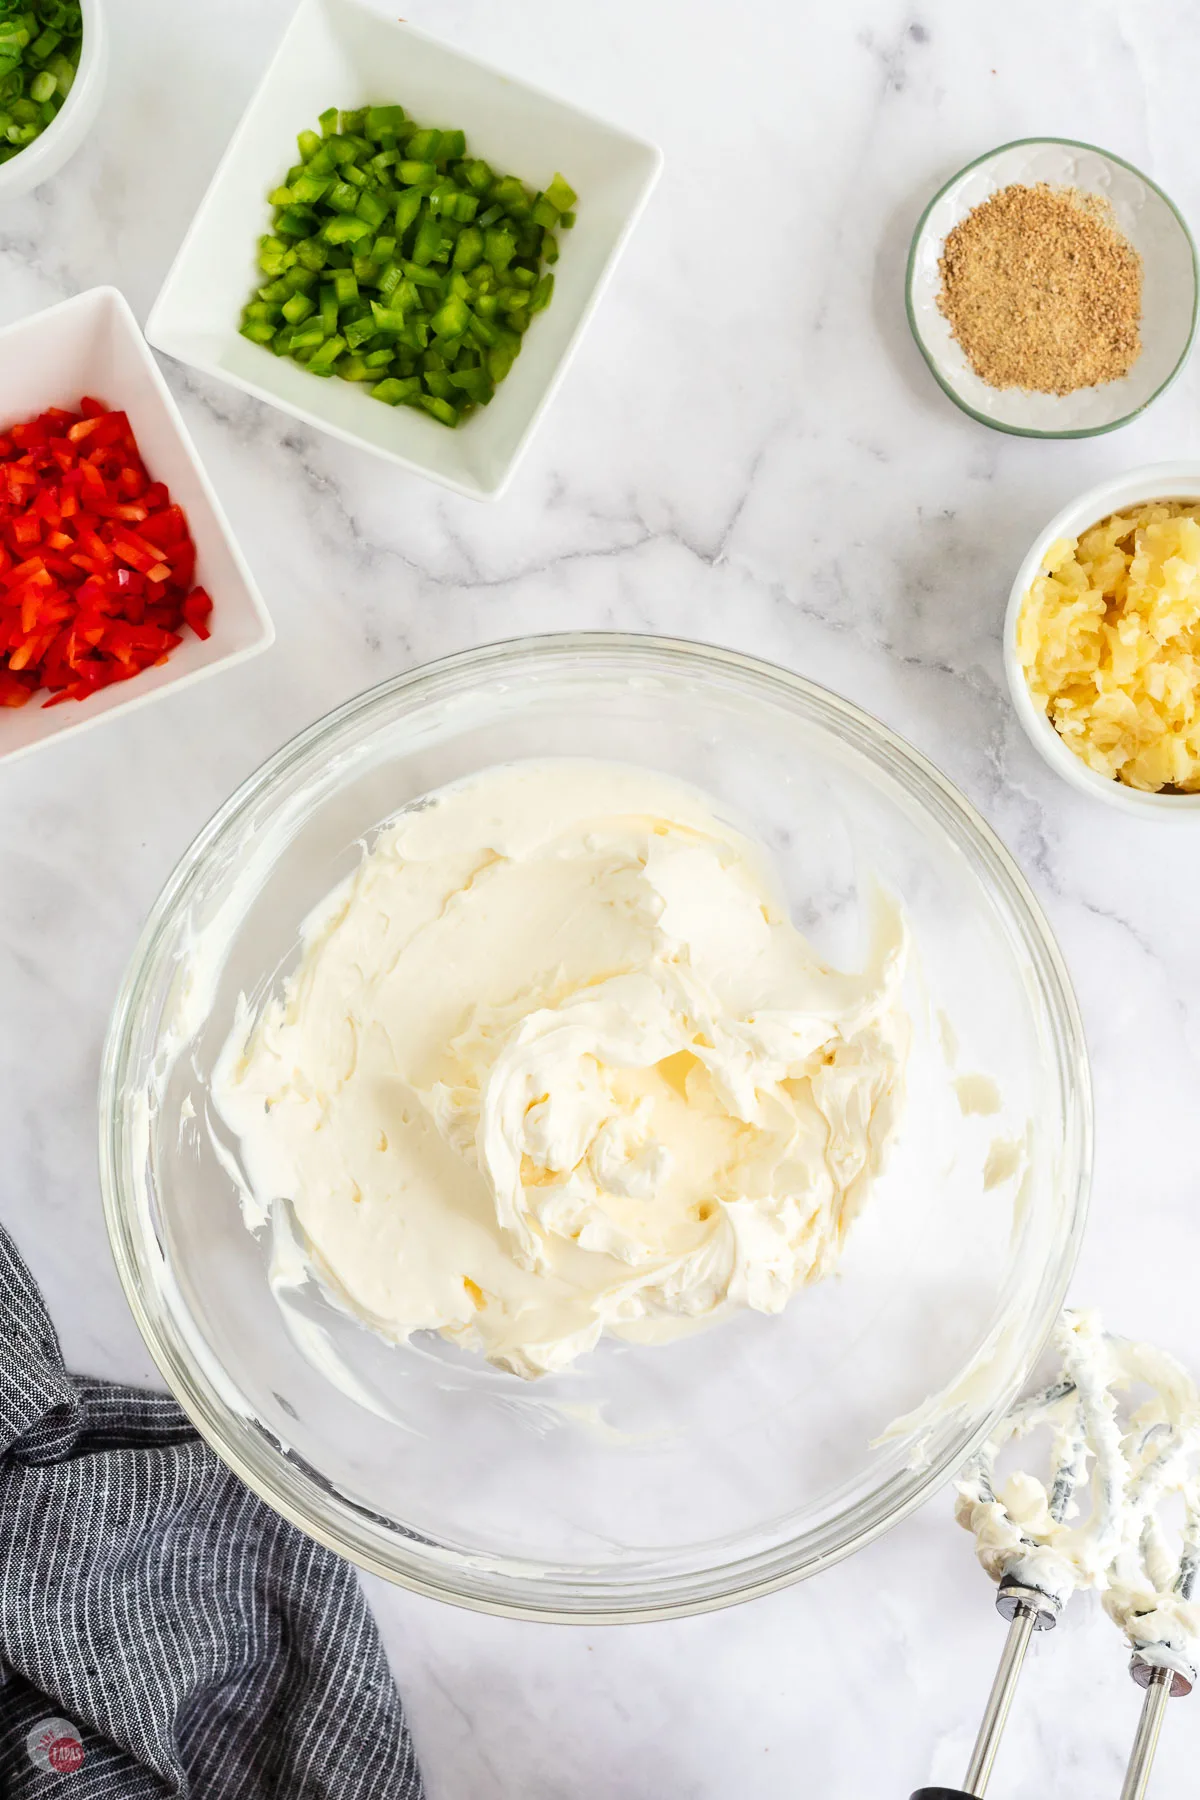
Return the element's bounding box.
[0,398,214,710]
[0,286,271,766]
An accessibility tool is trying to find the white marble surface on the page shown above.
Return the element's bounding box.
[4,0,1200,1792]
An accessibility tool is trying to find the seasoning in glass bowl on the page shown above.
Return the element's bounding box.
[937,183,1143,395]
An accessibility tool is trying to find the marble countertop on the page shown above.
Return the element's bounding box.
[4,0,1200,1793]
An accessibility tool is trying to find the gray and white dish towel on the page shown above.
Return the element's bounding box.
[0,1224,425,1798]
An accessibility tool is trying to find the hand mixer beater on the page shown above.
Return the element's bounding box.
[909,1310,1200,1800]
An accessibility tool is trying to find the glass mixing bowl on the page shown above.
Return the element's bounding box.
[100,634,1091,1621]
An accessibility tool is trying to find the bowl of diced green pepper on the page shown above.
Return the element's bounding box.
[240,104,577,431]
[0,0,104,197]
[146,3,661,499]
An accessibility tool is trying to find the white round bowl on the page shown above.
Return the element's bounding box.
[1005,463,1200,815]
[0,0,107,203]
[908,138,1198,438]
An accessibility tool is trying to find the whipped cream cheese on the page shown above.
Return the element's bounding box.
[213,761,909,1379]
[957,1310,1200,1680]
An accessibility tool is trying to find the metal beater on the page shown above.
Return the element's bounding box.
[908,1573,1060,1800]
[907,1586,1192,1800]
[907,1312,1200,1799]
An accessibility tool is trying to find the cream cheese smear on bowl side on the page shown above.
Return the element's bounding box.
[213,760,910,1379]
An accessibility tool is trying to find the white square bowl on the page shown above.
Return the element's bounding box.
[0,288,272,768]
[145,0,663,500]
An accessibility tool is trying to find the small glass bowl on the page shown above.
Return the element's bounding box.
[907,138,1198,438]
[100,635,1092,1621]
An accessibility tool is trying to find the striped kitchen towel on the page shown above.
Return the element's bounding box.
[0,1224,425,1798]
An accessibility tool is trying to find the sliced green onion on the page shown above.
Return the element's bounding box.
[0,0,79,164]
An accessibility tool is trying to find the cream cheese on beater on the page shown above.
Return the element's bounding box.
[957,1310,1200,1678]
[213,761,909,1379]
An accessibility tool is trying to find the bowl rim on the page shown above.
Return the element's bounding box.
[905,135,1200,440]
[144,0,664,500]
[99,631,1093,1621]
[1004,461,1200,814]
[0,0,106,197]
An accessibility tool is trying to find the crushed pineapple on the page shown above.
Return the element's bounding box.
[1017,503,1200,791]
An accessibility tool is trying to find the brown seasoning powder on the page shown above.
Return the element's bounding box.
[936,183,1143,395]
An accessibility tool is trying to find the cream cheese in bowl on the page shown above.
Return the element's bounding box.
[100,635,1090,1620]
[212,760,909,1381]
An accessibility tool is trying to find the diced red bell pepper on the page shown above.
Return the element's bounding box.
[138,506,188,549]
[0,398,214,708]
[183,587,213,640]
[168,542,196,588]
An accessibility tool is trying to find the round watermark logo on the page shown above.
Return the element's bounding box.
[26,1719,85,1774]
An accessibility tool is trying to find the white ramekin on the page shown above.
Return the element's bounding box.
[1005,462,1200,816]
[0,0,106,202]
